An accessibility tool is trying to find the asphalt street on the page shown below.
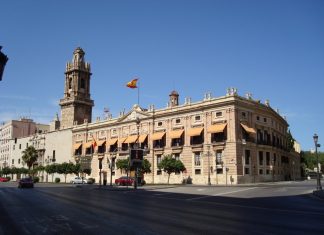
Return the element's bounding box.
[0,180,323,235]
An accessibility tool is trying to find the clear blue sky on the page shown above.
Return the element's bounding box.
[1,0,323,151]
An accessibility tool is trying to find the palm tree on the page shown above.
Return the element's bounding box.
[21,146,38,172]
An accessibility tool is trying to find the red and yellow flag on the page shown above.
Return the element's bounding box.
[92,140,97,148]
[126,78,138,89]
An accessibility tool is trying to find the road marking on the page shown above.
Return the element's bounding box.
[187,187,258,201]
[154,192,175,196]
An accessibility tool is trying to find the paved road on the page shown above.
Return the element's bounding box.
[0,180,323,235]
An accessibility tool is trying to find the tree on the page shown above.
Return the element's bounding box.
[301,151,324,173]
[21,146,38,171]
[82,168,91,176]
[158,154,186,184]
[2,167,11,177]
[56,162,74,183]
[139,159,151,175]
[116,158,130,175]
[45,164,57,182]
[73,163,81,176]
[287,129,295,152]
[11,167,18,179]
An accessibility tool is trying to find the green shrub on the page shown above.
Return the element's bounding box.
[55,177,60,183]
[33,176,40,183]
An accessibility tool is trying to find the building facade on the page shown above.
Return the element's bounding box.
[71,89,300,185]
[10,128,72,182]
[0,118,49,169]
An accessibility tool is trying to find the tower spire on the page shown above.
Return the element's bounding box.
[59,48,94,129]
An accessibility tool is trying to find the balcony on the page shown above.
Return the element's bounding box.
[171,143,183,153]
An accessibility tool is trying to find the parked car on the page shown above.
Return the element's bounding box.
[70,176,87,184]
[0,177,9,182]
[115,176,145,186]
[18,177,34,188]
[115,176,135,186]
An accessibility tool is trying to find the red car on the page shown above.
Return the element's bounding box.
[115,176,135,186]
[0,177,9,182]
[18,177,34,188]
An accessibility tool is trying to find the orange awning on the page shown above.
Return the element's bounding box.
[74,143,82,150]
[107,138,118,146]
[124,135,138,144]
[188,127,204,136]
[139,134,148,143]
[84,141,93,148]
[96,140,106,147]
[119,137,127,143]
[151,132,165,141]
[169,130,184,139]
[207,123,227,133]
[240,123,256,134]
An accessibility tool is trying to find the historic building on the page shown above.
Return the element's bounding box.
[59,47,94,129]
[70,81,300,184]
[10,128,72,182]
[2,48,300,185]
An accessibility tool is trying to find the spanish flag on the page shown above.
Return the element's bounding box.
[126,78,138,89]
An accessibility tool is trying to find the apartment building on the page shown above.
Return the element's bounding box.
[0,118,47,169]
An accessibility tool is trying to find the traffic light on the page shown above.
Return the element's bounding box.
[130,149,143,161]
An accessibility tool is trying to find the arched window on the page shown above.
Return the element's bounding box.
[81,78,85,89]
[68,77,72,89]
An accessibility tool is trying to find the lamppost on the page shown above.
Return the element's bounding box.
[206,145,211,186]
[313,134,322,190]
[292,161,295,181]
[0,46,9,81]
[271,157,274,182]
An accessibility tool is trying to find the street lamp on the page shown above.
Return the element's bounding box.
[0,46,9,81]
[313,134,322,190]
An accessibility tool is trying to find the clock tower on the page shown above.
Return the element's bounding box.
[59,47,94,129]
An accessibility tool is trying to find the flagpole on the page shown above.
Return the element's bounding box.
[137,80,140,106]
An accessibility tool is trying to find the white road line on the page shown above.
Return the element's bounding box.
[154,192,175,196]
[187,187,258,201]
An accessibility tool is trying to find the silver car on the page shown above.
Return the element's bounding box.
[70,177,86,184]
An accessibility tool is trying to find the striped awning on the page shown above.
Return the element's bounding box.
[188,127,204,136]
[119,137,127,143]
[151,132,166,141]
[240,123,256,134]
[84,141,93,148]
[169,130,184,139]
[107,138,118,146]
[138,134,148,143]
[74,143,82,150]
[207,123,227,133]
[96,140,106,147]
[124,135,138,144]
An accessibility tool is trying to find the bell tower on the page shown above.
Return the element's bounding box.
[59,47,94,129]
[169,90,179,107]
